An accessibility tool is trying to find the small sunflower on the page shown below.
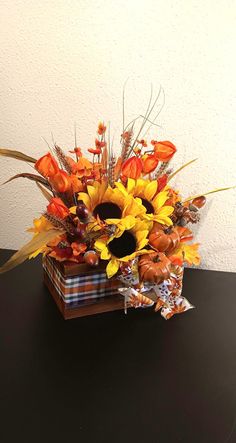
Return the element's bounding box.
[115,178,174,226]
[95,219,150,278]
[70,180,147,228]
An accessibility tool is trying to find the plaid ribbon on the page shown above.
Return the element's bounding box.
[43,256,121,307]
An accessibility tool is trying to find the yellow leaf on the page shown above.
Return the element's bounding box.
[182,243,201,265]
[0,228,65,274]
[170,243,200,266]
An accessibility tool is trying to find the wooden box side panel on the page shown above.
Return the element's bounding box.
[44,271,125,320]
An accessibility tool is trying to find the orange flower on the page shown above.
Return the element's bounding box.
[165,189,180,206]
[152,141,176,162]
[95,139,106,149]
[91,162,103,180]
[142,154,159,174]
[97,122,106,135]
[68,175,83,193]
[35,152,59,178]
[137,139,147,147]
[69,147,82,157]
[67,156,93,177]
[121,156,143,179]
[71,242,87,257]
[88,148,102,155]
[75,157,93,177]
[49,170,70,193]
[133,146,142,155]
[47,197,70,219]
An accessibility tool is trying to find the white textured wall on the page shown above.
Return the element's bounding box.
[0,0,236,271]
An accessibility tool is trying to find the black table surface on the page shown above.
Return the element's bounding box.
[0,249,236,443]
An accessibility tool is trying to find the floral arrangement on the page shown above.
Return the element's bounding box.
[0,98,233,319]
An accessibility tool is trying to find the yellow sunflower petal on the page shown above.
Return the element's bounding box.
[144,180,158,201]
[123,195,146,217]
[77,192,91,210]
[94,238,108,252]
[121,248,150,262]
[120,215,136,230]
[106,218,120,225]
[114,181,128,196]
[132,218,151,233]
[154,215,173,226]
[135,230,149,250]
[106,259,120,278]
[87,185,100,209]
[127,178,136,194]
[152,191,169,210]
[69,206,77,215]
[157,206,174,217]
[134,178,147,197]
[101,248,111,260]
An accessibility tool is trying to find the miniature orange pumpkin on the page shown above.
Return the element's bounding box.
[149,223,180,254]
[139,252,171,284]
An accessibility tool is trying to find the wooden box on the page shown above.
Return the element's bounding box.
[43,256,124,319]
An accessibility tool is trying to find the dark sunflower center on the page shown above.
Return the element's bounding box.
[108,231,137,258]
[141,198,154,214]
[93,202,122,220]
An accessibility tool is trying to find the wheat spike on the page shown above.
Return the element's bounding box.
[43,212,74,234]
[155,161,169,178]
[108,155,116,188]
[121,128,133,161]
[54,145,72,174]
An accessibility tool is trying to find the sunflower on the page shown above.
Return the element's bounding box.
[70,180,147,229]
[95,219,150,278]
[115,178,174,226]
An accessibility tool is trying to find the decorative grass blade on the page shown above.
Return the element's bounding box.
[0,228,64,274]
[36,182,53,201]
[168,158,198,181]
[114,157,123,181]
[2,173,50,187]
[0,148,36,163]
[184,186,236,203]
[101,145,108,171]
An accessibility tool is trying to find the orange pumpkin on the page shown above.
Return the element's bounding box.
[149,223,180,254]
[139,252,171,284]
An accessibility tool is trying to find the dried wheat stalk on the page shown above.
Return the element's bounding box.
[121,129,133,161]
[54,145,72,174]
[108,155,116,187]
[43,212,74,234]
[155,161,170,178]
